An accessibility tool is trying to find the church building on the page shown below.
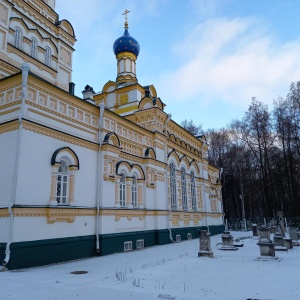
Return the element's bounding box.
[0,0,224,270]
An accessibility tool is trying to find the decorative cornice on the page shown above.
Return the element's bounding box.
[0,119,19,134]
[22,120,99,150]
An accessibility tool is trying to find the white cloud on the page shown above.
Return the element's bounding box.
[157,17,300,109]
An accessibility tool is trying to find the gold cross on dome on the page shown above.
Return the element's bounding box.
[122,9,130,22]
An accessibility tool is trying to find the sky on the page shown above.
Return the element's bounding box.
[56,0,300,130]
[1,231,300,299]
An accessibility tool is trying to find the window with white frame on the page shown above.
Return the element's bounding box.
[56,159,69,205]
[120,173,126,207]
[176,234,181,242]
[31,38,37,58]
[191,171,197,211]
[14,27,22,49]
[50,147,79,207]
[132,175,137,208]
[170,162,177,209]
[45,46,51,66]
[124,241,132,251]
[181,167,188,210]
[136,239,144,249]
[187,233,192,240]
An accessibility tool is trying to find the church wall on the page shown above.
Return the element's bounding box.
[128,89,141,103]
[100,213,167,235]
[145,186,155,209]
[0,129,18,206]
[113,215,146,232]
[0,218,9,243]
[106,93,116,107]
[14,128,98,207]
[12,215,96,242]
[101,179,116,207]
[155,147,165,162]
[156,181,168,210]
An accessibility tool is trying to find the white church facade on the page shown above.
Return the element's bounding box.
[0,0,224,270]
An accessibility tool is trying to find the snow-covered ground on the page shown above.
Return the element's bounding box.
[1,231,300,300]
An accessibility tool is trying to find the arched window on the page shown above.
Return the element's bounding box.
[181,167,187,210]
[31,38,37,58]
[170,162,177,209]
[50,147,79,207]
[191,171,197,211]
[45,46,51,66]
[120,173,126,207]
[56,159,69,205]
[14,27,22,49]
[132,175,137,208]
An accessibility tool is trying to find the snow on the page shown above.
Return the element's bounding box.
[1,231,300,300]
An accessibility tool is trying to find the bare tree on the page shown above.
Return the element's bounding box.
[181,119,202,136]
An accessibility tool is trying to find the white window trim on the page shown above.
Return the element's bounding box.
[181,167,188,210]
[132,176,137,208]
[124,241,132,252]
[191,171,197,211]
[170,162,177,210]
[120,173,126,207]
[45,46,51,66]
[31,38,37,58]
[14,27,22,49]
[56,159,69,205]
[136,239,144,249]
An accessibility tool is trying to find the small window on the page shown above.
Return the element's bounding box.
[124,241,132,252]
[187,233,192,240]
[45,46,51,66]
[120,173,126,207]
[176,235,181,242]
[31,38,37,58]
[14,27,22,49]
[136,239,144,249]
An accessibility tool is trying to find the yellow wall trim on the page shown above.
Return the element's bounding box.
[113,104,138,115]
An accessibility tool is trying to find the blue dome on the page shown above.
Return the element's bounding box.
[113,29,140,57]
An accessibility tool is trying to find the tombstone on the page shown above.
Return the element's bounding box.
[283,237,293,249]
[198,230,214,258]
[277,211,286,237]
[233,238,244,247]
[270,226,277,234]
[289,228,299,246]
[259,226,270,239]
[252,224,258,236]
[273,233,288,251]
[220,231,238,251]
[257,237,278,260]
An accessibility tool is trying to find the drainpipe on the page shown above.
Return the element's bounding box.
[164,114,174,242]
[2,63,30,267]
[95,102,105,254]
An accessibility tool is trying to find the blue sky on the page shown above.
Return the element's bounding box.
[56,0,300,130]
